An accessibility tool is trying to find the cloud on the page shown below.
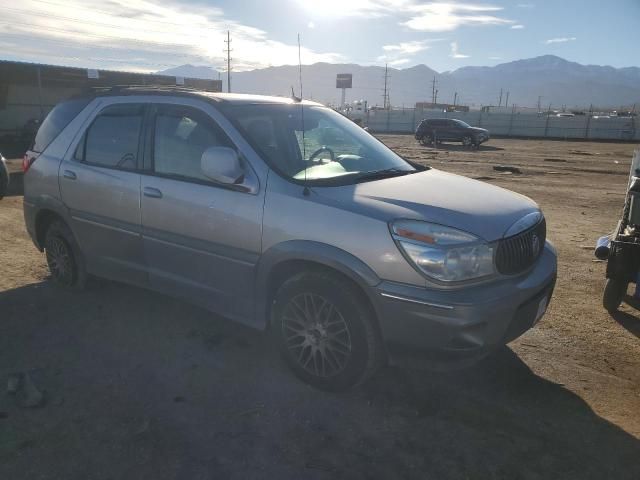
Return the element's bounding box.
[545,36,577,44]
[450,41,469,58]
[295,0,409,19]
[382,40,432,54]
[378,39,441,66]
[0,0,344,72]
[403,3,514,32]
[307,21,315,29]
[511,24,524,29]
[388,58,411,66]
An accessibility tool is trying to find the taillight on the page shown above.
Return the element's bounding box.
[22,154,36,173]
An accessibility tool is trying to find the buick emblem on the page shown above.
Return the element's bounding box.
[531,234,540,256]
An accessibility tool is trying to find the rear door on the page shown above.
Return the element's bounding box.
[59,102,146,285]
[447,120,464,141]
[140,101,264,322]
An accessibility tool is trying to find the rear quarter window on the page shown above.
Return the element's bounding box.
[32,97,91,153]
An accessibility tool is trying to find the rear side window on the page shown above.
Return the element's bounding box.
[78,104,144,171]
[32,98,91,153]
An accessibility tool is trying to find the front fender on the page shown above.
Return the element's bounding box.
[253,240,381,329]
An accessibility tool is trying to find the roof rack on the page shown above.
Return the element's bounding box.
[90,84,203,93]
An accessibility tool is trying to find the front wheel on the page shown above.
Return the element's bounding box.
[603,278,627,313]
[271,271,384,391]
[462,135,474,147]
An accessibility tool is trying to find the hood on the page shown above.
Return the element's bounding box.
[315,169,539,242]
[469,126,488,134]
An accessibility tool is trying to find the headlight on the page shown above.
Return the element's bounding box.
[390,219,495,282]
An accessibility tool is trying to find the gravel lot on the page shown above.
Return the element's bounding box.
[1,137,639,479]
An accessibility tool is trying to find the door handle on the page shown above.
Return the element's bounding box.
[143,186,163,198]
[63,170,77,180]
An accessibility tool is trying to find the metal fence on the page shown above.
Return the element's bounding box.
[364,108,639,141]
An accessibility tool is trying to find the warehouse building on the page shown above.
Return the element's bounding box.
[0,60,221,154]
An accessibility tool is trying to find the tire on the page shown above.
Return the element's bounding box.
[271,271,384,391]
[0,165,8,200]
[462,135,473,147]
[44,220,87,290]
[603,278,627,313]
[420,134,433,146]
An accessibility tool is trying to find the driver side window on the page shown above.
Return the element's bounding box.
[77,104,144,171]
[152,105,233,183]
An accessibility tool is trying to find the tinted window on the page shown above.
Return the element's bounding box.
[82,104,143,170]
[32,97,91,153]
[153,106,231,182]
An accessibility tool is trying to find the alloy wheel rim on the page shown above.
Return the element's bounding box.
[281,293,352,378]
[46,237,73,284]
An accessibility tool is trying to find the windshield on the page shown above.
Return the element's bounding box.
[221,104,416,185]
[453,119,471,128]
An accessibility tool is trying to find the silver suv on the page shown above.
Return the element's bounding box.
[23,87,557,391]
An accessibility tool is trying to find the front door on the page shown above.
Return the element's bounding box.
[140,103,264,323]
[59,103,146,285]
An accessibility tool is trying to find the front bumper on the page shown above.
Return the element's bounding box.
[372,241,557,369]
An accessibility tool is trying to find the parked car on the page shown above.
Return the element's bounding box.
[415,118,490,147]
[0,152,9,199]
[23,88,556,390]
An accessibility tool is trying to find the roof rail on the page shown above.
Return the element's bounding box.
[90,84,202,93]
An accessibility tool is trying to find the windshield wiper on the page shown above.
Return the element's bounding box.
[351,168,416,183]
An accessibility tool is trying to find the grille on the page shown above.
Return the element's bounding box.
[496,218,546,275]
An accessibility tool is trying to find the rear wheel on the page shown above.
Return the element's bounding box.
[420,134,433,146]
[603,278,627,313]
[44,220,87,290]
[271,271,383,391]
[462,135,473,147]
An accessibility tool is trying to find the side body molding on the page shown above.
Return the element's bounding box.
[253,240,382,329]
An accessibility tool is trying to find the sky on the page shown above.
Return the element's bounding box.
[0,0,638,73]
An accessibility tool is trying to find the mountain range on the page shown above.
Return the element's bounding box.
[158,55,640,109]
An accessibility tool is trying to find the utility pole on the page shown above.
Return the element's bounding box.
[537,95,542,112]
[382,64,390,109]
[505,91,510,108]
[224,30,232,93]
[498,88,503,107]
[453,91,458,107]
[434,89,438,104]
[431,76,437,104]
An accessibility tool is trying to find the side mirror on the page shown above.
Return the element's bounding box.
[201,147,243,184]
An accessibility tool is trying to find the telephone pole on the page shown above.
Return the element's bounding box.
[431,76,437,104]
[224,30,232,93]
[434,89,438,104]
[498,88,503,107]
[382,64,390,109]
[453,91,458,107]
[505,91,510,108]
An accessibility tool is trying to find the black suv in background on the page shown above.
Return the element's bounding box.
[415,118,489,148]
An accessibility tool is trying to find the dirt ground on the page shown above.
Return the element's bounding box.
[1,137,639,479]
